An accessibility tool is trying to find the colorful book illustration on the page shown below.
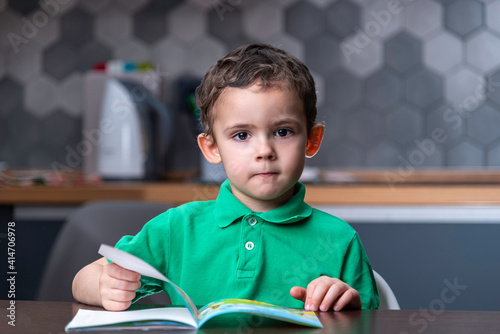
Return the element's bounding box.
[65,244,322,331]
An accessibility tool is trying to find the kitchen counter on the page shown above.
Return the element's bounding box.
[2,169,500,206]
[2,184,500,206]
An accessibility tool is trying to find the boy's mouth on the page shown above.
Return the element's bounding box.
[255,172,278,177]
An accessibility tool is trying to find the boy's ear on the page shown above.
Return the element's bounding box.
[305,124,324,158]
[198,133,222,164]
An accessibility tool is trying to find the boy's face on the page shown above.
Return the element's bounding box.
[199,83,322,212]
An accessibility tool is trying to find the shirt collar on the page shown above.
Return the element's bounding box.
[215,179,312,228]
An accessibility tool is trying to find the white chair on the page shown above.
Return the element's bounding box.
[373,270,400,310]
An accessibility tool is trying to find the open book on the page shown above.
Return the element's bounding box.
[65,244,322,331]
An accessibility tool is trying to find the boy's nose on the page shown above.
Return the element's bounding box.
[255,139,276,160]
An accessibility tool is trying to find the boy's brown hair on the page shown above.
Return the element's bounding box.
[196,43,317,138]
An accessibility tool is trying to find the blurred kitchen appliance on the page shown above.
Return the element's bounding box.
[97,78,143,179]
[176,77,227,183]
[83,71,174,180]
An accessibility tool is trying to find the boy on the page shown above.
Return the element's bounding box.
[72,43,379,312]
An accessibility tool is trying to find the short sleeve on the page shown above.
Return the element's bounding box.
[340,233,380,309]
[113,211,171,303]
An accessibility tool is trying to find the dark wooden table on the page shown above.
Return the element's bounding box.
[1,300,500,334]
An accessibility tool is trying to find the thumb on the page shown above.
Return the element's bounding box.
[290,286,307,302]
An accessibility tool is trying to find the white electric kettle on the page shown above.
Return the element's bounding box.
[97,78,173,181]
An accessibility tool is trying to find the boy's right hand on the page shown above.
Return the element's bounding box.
[99,262,141,311]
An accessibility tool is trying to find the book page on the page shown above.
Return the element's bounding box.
[98,244,198,320]
[65,307,197,331]
[196,299,322,328]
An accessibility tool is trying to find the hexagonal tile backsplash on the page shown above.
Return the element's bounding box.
[1,0,500,170]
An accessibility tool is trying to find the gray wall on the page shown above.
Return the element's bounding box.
[1,0,500,170]
[353,222,500,311]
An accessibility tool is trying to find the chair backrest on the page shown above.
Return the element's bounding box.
[37,200,173,304]
[373,270,400,310]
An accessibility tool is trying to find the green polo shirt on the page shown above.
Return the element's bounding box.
[115,180,379,309]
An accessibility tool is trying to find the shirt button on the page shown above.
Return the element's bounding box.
[245,241,254,250]
[248,217,257,226]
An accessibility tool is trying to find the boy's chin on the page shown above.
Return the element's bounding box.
[252,187,295,202]
[229,179,296,198]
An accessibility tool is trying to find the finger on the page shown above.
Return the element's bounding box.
[319,284,345,311]
[109,277,141,292]
[108,288,137,302]
[106,263,141,282]
[100,284,137,305]
[304,280,318,311]
[308,281,335,312]
[333,289,361,311]
[102,299,132,311]
[100,269,141,292]
[290,286,307,302]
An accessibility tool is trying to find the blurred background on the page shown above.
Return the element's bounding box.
[1,0,500,170]
[1,0,499,312]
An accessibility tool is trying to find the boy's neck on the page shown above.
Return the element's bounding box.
[229,183,296,212]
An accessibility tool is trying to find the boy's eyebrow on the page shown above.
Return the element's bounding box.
[224,118,302,133]
[224,123,254,134]
[272,118,302,127]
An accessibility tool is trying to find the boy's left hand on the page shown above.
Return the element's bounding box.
[290,276,361,312]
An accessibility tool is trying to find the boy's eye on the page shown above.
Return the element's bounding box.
[235,132,249,140]
[276,128,292,137]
